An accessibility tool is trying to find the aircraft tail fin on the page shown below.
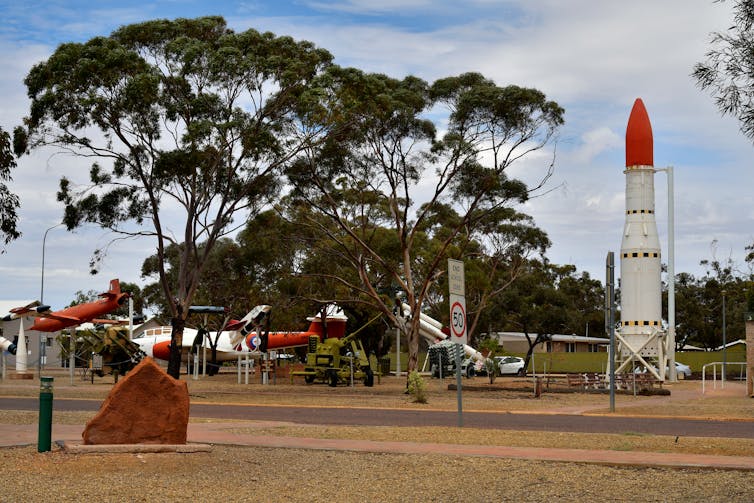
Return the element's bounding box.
[306,305,348,339]
[99,279,130,307]
[104,279,121,296]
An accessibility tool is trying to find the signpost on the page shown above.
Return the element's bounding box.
[606,251,616,412]
[448,259,465,427]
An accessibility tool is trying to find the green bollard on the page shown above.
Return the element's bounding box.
[38,376,53,452]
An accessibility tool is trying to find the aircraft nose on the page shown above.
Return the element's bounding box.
[152,341,171,360]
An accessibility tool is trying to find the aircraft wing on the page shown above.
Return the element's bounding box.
[39,312,82,324]
[2,302,51,321]
[10,300,41,312]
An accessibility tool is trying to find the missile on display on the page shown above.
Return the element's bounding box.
[617,98,667,379]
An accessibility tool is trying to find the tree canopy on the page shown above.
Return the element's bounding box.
[0,127,21,249]
[286,69,564,373]
[694,0,754,142]
[19,16,336,377]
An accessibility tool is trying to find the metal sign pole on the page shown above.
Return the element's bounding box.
[448,259,466,428]
[455,343,463,427]
[606,251,616,412]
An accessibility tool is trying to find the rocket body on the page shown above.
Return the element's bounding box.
[620,99,662,356]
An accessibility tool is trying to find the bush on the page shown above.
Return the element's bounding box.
[484,357,498,383]
[407,370,427,403]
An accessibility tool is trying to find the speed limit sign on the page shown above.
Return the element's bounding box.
[449,293,467,345]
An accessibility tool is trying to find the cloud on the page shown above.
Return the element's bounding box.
[304,0,435,14]
[572,127,622,164]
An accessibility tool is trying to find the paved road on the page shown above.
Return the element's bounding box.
[2,396,753,439]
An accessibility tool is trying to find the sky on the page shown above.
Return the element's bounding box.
[0,0,752,314]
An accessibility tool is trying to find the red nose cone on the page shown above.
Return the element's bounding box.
[153,340,171,360]
[625,98,653,167]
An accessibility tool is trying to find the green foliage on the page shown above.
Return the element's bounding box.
[0,127,20,247]
[478,337,502,381]
[477,336,501,356]
[21,16,344,377]
[495,260,604,337]
[285,67,564,376]
[407,370,428,403]
[21,16,334,318]
[694,0,754,142]
[668,250,751,351]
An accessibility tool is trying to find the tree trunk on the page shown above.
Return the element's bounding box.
[522,345,535,375]
[167,316,186,379]
[406,316,421,374]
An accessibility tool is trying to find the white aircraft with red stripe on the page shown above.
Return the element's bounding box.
[133,304,347,366]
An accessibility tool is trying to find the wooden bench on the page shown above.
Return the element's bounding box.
[566,373,605,390]
[614,373,663,391]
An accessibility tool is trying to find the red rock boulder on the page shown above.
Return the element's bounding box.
[83,357,189,445]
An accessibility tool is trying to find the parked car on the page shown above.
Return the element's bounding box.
[673,361,692,378]
[634,361,692,378]
[494,356,526,376]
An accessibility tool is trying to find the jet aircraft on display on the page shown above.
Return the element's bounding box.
[2,279,130,332]
[132,304,348,370]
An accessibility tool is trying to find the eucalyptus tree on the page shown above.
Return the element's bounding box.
[494,259,603,371]
[694,0,754,143]
[287,70,564,373]
[417,203,551,346]
[19,16,335,377]
[140,210,308,326]
[0,127,21,249]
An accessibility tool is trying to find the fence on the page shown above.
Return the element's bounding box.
[701,361,747,394]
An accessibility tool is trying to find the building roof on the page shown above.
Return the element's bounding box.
[714,339,747,351]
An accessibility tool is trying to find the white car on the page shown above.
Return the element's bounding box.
[672,361,692,378]
[494,356,526,376]
[634,361,692,378]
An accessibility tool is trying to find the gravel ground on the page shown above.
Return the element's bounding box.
[2,444,754,502]
[2,372,753,501]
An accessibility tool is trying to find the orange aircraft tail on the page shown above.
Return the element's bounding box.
[101,279,121,297]
[305,306,347,339]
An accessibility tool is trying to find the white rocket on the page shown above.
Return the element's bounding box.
[619,98,664,371]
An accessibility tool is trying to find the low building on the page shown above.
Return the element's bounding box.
[714,339,747,351]
[485,332,609,354]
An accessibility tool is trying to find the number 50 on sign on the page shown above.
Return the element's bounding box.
[449,293,467,345]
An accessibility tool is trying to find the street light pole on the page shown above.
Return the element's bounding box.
[39,223,62,376]
[41,223,63,303]
[656,167,676,381]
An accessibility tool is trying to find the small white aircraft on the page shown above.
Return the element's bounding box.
[133,304,348,373]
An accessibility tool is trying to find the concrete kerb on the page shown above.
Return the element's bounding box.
[56,441,212,453]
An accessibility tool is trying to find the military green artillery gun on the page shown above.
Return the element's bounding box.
[292,315,378,387]
[75,326,146,381]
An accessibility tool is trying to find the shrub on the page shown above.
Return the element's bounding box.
[407,370,427,403]
[484,357,498,383]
